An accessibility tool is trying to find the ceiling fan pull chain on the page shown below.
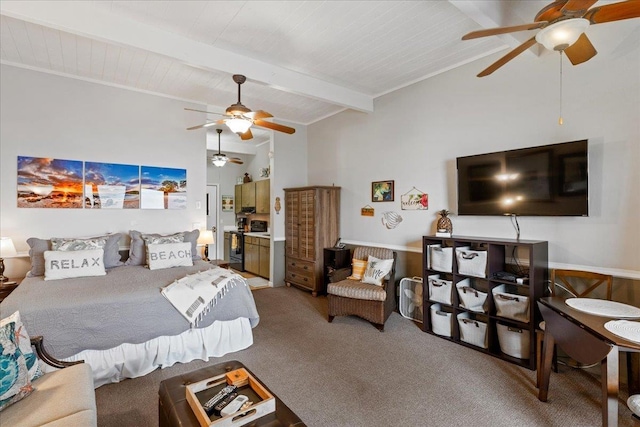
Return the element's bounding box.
[558,51,564,126]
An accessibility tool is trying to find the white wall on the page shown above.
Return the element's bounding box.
[1,65,208,276]
[308,27,640,276]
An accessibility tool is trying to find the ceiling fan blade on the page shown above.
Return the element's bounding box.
[244,110,273,120]
[187,119,225,131]
[477,37,538,77]
[228,158,244,165]
[239,129,253,140]
[253,120,296,134]
[462,22,547,40]
[564,33,597,65]
[560,0,598,16]
[584,0,640,24]
[184,107,225,116]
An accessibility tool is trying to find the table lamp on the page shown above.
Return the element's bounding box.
[0,237,17,283]
[197,230,215,261]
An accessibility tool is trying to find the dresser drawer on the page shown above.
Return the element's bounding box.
[286,258,315,274]
[285,269,315,290]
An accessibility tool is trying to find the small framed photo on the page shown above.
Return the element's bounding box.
[221,195,234,212]
[372,180,394,202]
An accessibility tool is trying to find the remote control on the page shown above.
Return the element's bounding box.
[212,391,238,416]
[220,395,249,417]
[203,385,237,415]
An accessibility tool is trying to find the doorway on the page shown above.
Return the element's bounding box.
[206,184,218,259]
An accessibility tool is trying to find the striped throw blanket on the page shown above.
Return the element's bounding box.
[161,267,246,327]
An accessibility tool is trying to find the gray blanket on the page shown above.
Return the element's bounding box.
[0,262,259,359]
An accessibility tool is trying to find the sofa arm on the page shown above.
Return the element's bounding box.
[31,336,84,369]
[328,267,352,283]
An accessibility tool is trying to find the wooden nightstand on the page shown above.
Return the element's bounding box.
[0,279,21,303]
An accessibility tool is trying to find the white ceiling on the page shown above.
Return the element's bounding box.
[1,1,637,150]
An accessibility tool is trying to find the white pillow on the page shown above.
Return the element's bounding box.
[44,248,106,281]
[361,255,394,286]
[147,242,193,270]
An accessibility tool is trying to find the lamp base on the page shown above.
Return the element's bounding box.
[0,276,9,283]
[0,281,17,287]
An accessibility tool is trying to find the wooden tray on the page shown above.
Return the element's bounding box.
[186,368,276,427]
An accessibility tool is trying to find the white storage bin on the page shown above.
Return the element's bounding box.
[457,312,488,349]
[456,279,488,313]
[428,274,452,305]
[430,304,452,337]
[456,247,488,278]
[430,245,454,273]
[497,323,531,359]
[492,284,530,323]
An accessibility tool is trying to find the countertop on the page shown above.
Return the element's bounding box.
[243,232,270,239]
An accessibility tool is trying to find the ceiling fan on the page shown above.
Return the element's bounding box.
[210,129,243,167]
[462,0,640,77]
[186,74,296,140]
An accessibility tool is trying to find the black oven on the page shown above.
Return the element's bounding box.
[229,231,244,271]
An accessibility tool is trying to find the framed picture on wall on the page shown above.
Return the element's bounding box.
[222,195,234,212]
[372,180,394,202]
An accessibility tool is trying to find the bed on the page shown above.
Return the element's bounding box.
[0,261,260,387]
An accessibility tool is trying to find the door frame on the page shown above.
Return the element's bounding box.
[206,184,219,260]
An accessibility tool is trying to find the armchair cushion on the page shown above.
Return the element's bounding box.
[328,279,387,302]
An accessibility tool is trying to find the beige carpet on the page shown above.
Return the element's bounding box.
[95,286,638,426]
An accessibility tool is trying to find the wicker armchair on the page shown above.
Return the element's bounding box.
[327,246,397,331]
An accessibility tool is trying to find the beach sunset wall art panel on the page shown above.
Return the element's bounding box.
[84,162,140,209]
[17,156,84,208]
[140,166,187,209]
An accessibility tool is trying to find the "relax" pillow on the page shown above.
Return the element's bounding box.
[44,248,107,281]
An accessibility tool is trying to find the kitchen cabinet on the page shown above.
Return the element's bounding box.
[259,238,270,278]
[256,179,270,214]
[244,235,270,279]
[241,182,256,208]
[284,186,340,296]
[234,185,242,213]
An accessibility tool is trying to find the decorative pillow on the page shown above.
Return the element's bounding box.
[51,236,107,251]
[347,259,368,281]
[44,248,107,281]
[361,255,394,286]
[0,312,42,382]
[27,233,123,276]
[146,242,194,270]
[125,230,200,266]
[0,321,34,412]
[142,233,184,265]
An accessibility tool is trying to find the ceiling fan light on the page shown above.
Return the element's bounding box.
[225,117,252,134]
[535,18,589,51]
[211,154,228,167]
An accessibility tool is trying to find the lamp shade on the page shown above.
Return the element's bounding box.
[197,230,215,245]
[225,117,252,134]
[0,237,17,257]
[535,18,589,51]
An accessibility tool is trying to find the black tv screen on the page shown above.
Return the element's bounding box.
[457,140,588,216]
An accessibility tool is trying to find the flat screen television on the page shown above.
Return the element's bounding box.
[456,140,588,216]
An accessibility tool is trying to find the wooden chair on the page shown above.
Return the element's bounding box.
[536,269,613,387]
[327,246,397,331]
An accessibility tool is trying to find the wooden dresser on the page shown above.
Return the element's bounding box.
[284,186,340,296]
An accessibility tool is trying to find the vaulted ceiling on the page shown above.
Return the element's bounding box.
[1,1,637,149]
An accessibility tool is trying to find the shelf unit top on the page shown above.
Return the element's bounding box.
[424,235,547,246]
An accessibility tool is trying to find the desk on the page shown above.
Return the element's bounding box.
[537,297,640,427]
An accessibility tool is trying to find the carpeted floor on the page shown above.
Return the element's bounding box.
[95,286,638,426]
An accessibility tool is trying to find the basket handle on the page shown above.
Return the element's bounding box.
[461,286,478,296]
[435,310,449,317]
[460,252,478,260]
[460,318,480,327]
[431,280,447,287]
[496,293,520,302]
